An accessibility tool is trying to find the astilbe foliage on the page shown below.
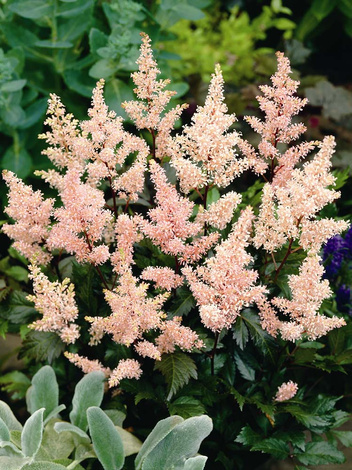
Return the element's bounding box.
[2,33,349,394]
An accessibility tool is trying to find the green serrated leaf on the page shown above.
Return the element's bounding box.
[232,316,249,350]
[297,441,345,465]
[155,352,197,400]
[168,286,195,317]
[168,397,205,419]
[251,437,290,460]
[235,426,260,446]
[19,331,65,364]
[234,349,255,381]
[332,430,352,447]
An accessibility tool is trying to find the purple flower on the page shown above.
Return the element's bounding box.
[336,284,352,316]
[323,235,347,278]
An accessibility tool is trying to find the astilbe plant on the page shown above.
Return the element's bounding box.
[2,32,351,468]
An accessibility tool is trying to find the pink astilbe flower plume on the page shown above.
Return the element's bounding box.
[271,255,346,341]
[184,207,266,332]
[239,51,310,180]
[27,264,80,344]
[2,171,54,265]
[47,168,112,265]
[169,64,246,193]
[254,136,349,254]
[138,160,219,264]
[65,352,111,377]
[275,381,298,402]
[122,33,176,132]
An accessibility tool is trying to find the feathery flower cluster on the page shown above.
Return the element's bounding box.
[138,160,219,263]
[27,264,80,344]
[239,51,309,179]
[2,171,54,265]
[2,33,348,388]
[254,136,349,255]
[274,381,298,402]
[65,352,111,377]
[169,64,246,193]
[271,256,346,341]
[184,207,266,332]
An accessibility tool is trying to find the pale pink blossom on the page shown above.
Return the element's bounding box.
[27,264,79,344]
[156,317,204,354]
[169,64,246,192]
[65,352,111,377]
[123,33,175,131]
[47,168,112,265]
[139,160,218,263]
[135,340,161,360]
[196,191,241,230]
[184,207,266,332]
[108,359,142,387]
[2,171,54,265]
[275,381,298,402]
[111,214,143,275]
[141,267,184,291]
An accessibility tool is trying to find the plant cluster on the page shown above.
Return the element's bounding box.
[1,31,352,469]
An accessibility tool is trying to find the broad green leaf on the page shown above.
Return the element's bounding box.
[140,416,212,470]
[168,397,205,419]
[70,371,105,431]
[8,1,54,19]
[0,417,10,441]
[0,439,23,456]
[22,463,68,469]
[184,456,208,470]
[54,421,90,444]
[154,352,197,400]
[299,341,325,349]
[57,0,94,18]
[332,430,352,447]
[104,410,126,427]
[63,69,96,98]
[104,78,134,120]
[21,408,44,458]
[0,291,36,324]
[89,59,117,80]
[297,441,345,465]
[34,40,73,49]
[36,419,74,460]
[0,457,30,469]
[251,438,290,460]
[311,0,337,21]
[1,80,27,93]
[284,405,332,432]
[0,371,31,400]
[4,266,28,282]
[115,426,142,456]
[175,4,204,20]
[87,407,124,470]
[26,366,59,421]
[135,416,184,470]
[0,401,22,431]
[1,146,32,179]
[89,28,108,54]
[241,309,276,356]
[328,327,346,355]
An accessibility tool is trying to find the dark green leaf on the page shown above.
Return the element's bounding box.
[251,438,290,460]
[0,371,31,400]
[332,430,352,447]
[232,316,249,350]
[297,441,345,465]
[235,426,260,446]
[9,1,54,19]
[1,80,27,93]
[154,352,197,400]
[169,286,195,317]
[19,331,65,364]
[168,397,205,419]
[234,349,255,381]
[0,291,36,324]
[18,99,47,130]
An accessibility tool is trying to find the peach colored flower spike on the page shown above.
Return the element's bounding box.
[275,381,298,402]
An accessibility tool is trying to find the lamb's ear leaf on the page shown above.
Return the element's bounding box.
[26,366,59,421]
[87,406,125,470]
[21,408,45,458]
[69,371,105,431]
